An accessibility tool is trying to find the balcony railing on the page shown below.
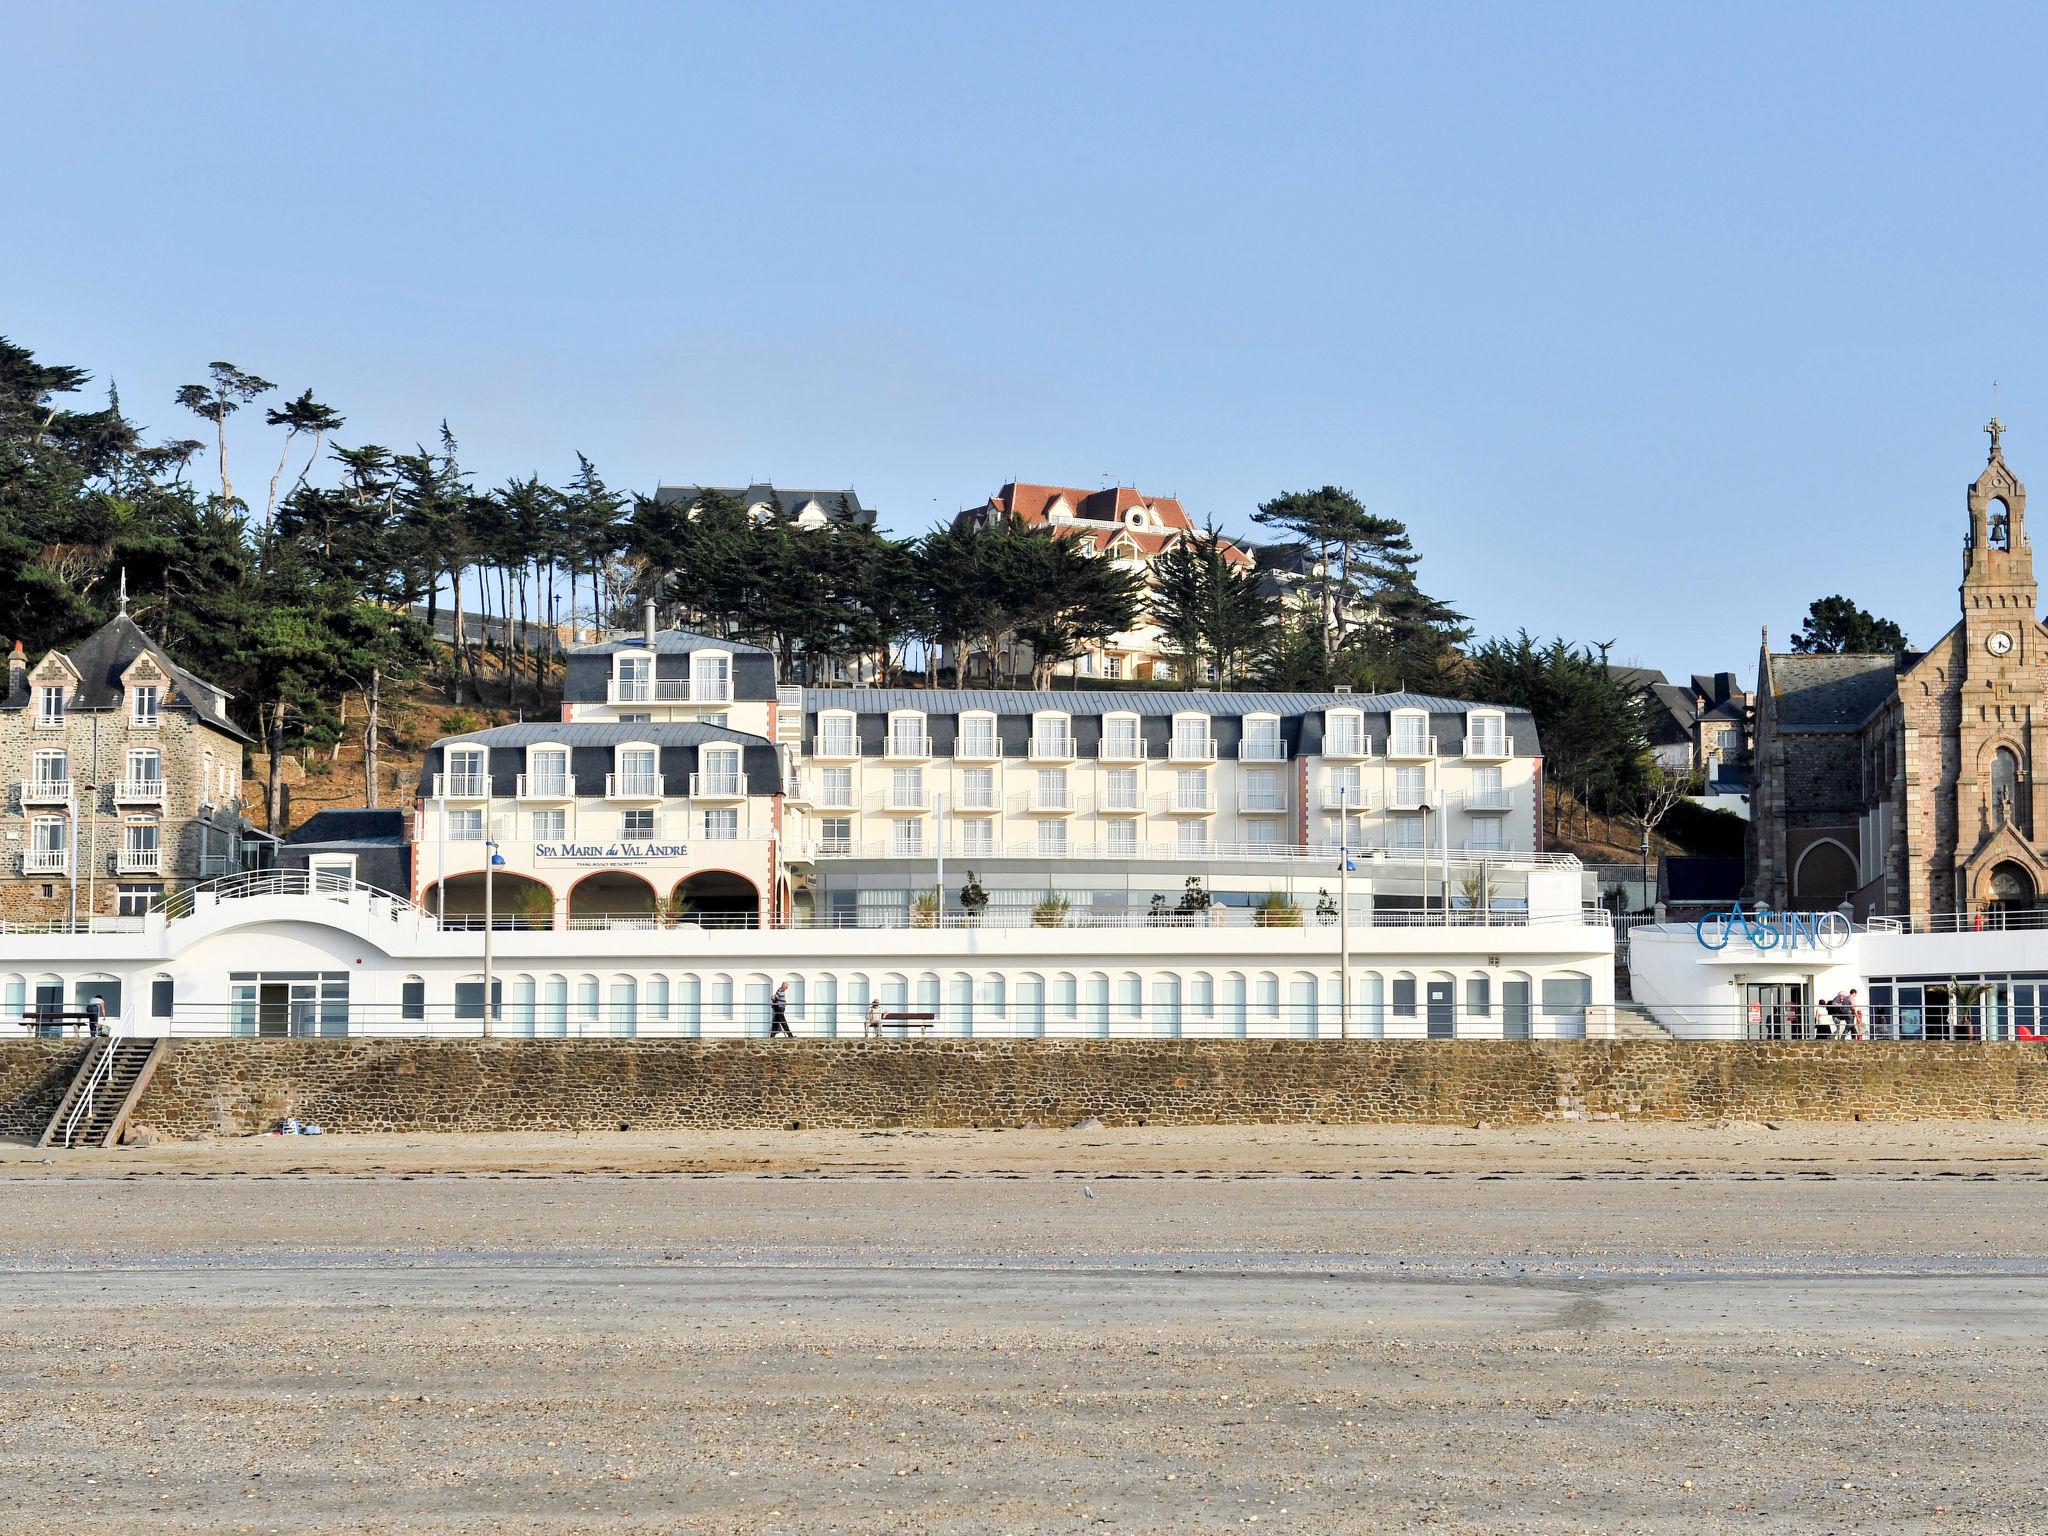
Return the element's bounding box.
[954,735,1000,762]
[1321,785,1368,811]
[22,849,69,875]
[1387,791,1430,812]
[115,778,165,805]
[607,678,692,705]
[1239,739,1288,762]
[1237,791,1289,814]
[955,789,1000,813]
[884,785,928,812]
[1169,790,1214,814]
[1323,736,1371,760]
[689,772,747,799]
[1463,735,1513,759]
[1168,736,1217,763]
[1387,735,1435,760]
[883,733,931,761]
[118,846,163,875]
[604,773,665,799]
[433,773,490,799]
[516,774,576,800]
[812,734,860,759]
[1099,792,1143,814]
[1029,786,1073,813]
[20,779,72,806]
[1028,734,1075,762]
[1466,790,1512,811]
[811,784,856,811]
[1098,738,1146,764]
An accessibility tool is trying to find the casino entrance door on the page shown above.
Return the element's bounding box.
[1745,981,1810,1040]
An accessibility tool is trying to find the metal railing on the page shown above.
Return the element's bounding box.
[1387,736,1434,759]
[1462,735,1513,758]
[1238,740,1288,761]
[152,867,424,923]
[1167,736,1217,763]
[1863,909,2048,934]
[115,778,166,804]
[882,734,931,760]
[604,772,665,799]
[1238,792,1289,814]
[688,772,748,799]
[607,678,694,704]
[61,1028,123,1149]
[811,734,860,759]
[1029,735,1076,761]
[433,773,490,799]
[1323,737,1371,760]
[797,837,1580,868]
[515,774,576,799]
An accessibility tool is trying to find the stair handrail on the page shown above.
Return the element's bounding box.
[61,1037,117,1150]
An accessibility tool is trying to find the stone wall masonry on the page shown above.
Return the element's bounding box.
[0,1039,2028,1138]
[0,1040,91,1139]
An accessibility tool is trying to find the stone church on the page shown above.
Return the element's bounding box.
[1750,422,2046,917]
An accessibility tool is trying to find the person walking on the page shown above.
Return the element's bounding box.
[84,994,104,1039]
[769,982,793,1038]
[865,997,883,1035]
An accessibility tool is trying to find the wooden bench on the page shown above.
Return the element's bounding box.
[867,1010,938,1036]
[15,1010,103,1037]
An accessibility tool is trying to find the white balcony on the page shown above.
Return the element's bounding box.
[1167,790,1215,815]
[1238,739,1288,762]
[433,773,490,799]
[1463,840,1509,857]
[810,785,857,811]
[1028,734,1075,762]
[118,845,163,875]
[607,678,694,705]
[1466,789,1512,812]
[1168,736,1217,764]
[22,848,68,875]
[883,733,931,761]
[1387,735,1435,761]
[1098,738,1146,764]
[812,733,860,760]
[1098,793,1144,815]
[19,779,72,806]
[953,791,1000,814]
[1387,791,1431,813]
[516,774,576,800]
[1322,783,1369,811]
[604,773,665,800]
[115,778,165,805]
[884,785,928,812]
[1237,791,1289,814]
[1322,736,1372,761]
[1463,735,1513,760]
[953,735,1001,763]
[1028,786,1074,813]
[689,772,748,800]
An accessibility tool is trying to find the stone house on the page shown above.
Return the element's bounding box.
[1750,423,2046,917]
[0,613,250,921]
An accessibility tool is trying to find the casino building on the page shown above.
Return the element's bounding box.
[1750,422,2048,918]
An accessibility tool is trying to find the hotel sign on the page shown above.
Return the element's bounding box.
[533,842,690,863]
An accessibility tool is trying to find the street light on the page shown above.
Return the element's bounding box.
[1338,786,1355,1040]
[483,832,505,1037]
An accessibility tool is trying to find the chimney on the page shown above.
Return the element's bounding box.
[643,599,658,647]
[7,640,23,696]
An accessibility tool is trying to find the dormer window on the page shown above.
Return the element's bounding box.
[691,650,732,704]
[1030,712,1073,760]
[1324,709,1365,756]
[1389,710,1432,758]
[130,684,160,727]
[1464,711,1509,758]
[816,710,857,757]
[35,685,64,729]
[886,710,929,759]
[1101,713,1141,762]
[957,711,998,759]
[613,652,652,704]
[1241,714,1284,762]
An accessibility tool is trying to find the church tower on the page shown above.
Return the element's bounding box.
[1960,417,2035,667]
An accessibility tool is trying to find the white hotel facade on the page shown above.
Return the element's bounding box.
[0,616,1622,1040]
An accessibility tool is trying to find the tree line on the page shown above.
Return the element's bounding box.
[4,333,1701,849]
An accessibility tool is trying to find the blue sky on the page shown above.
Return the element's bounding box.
[13,2,2046,678]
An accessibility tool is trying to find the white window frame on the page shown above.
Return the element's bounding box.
[691,649,733,703]
[1101,712,1142,762]
[703,807,740,841]
[130,684,161,727]
[1324,709,1365,756]
[36,685,64,728]
[959,818,993,857]
[956,711,999,759]
[816,710,858,756]
[308,854,357,892]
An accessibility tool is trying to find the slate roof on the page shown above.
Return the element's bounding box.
[652,484,873,526]
[284,809,407,847]
[3,614,250,742]
[432,722,772,749]
[1768,653,1903,729]
[570,628,773,657]
[800,686,1534,724]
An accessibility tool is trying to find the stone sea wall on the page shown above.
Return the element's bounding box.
[0,1038,2034,1137]
[0,1041,92,1140]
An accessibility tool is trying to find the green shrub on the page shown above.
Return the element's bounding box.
[1032,893,1071,928]
[1254,891,1303,927]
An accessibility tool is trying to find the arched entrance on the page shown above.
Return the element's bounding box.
[1791,838,1856,911]
[568,871,658,926]
[672,870,760,929]
[1988,860,2036,912]
[427,871,555,928]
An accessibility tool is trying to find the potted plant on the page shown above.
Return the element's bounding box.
[959,870,989,927]
[1255,891,1303,928]
[911,891,940,929]
[1032,893,1071,928]
[1175,876,1212,921]
[658,891,694,929]
[1148,893,1171,924]
[513,883,554,929]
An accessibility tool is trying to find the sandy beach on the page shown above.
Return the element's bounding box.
[2,1122,2045,1533]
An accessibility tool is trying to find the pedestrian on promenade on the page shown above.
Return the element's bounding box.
[865,997,883,1035]
[770,982,793,1038]
[85,995,104,1038]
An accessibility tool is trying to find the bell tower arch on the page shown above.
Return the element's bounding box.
[1961,417,2036,668]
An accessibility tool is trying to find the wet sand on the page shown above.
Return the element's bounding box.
[2,1124,2045,1532]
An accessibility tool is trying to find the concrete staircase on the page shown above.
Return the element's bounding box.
[38,1038,165,1149]
[1609,1004,1674,1040]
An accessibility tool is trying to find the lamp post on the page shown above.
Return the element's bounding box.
[933,791,948,925]
[1639,827,1651,917]
[1338,786,1353,1040]
[483,828,504,1037]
